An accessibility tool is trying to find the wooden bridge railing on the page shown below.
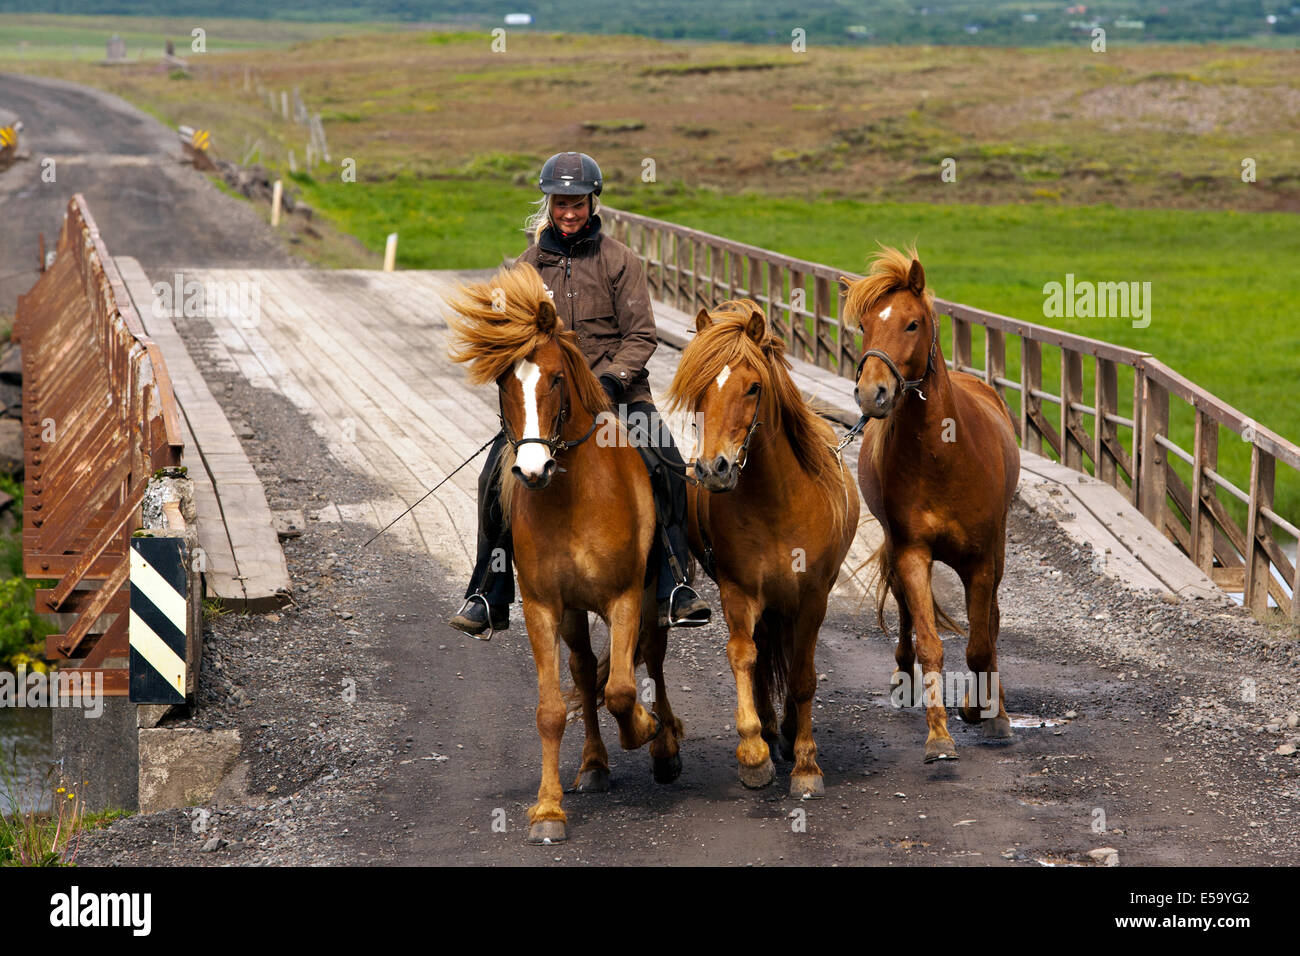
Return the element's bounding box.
[602,205,1300,619]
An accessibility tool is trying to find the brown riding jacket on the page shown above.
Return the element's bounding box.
[516,215,657,405]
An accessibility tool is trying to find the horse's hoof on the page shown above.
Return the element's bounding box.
[983,715,1013,739]
[652,752,682,784]
[778,736,795,762]
[738,757,775,789]
[574,768,610,793]
[789,774,825,799]
[526,820,568,845]
[924,737,959,763]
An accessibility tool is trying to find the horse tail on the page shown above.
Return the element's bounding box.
[870,539,966,640]
[753,608,791,704]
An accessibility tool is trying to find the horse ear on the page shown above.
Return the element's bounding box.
[838,275,854,295]
[537,297,558,335]
[745,309,766,343]
[908,258,926,297]
[695,307,713,333]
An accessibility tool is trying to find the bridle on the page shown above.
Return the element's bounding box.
[853,311,939,405]
[732,384,764,473]
[498,377,598,456]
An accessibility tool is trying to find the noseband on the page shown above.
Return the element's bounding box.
[854,314,939,405]
[499,382,598,456]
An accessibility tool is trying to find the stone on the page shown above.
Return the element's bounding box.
[138,728,242,813]
[1087,847,1119,866]
[0,343,20,384]
[0,417,23,474]
[0,381,21,416]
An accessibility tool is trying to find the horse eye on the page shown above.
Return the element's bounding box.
[551,374,562,389]
[906,321,919,332]
[746,382,760,396]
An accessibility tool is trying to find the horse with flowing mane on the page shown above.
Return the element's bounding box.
[668,300,858,797]
[448,262,684,844]
[842,248,1019,763]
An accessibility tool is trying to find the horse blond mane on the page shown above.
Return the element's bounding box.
[447,262,610,523]
[841,245,935,331]
[667,299,848,531]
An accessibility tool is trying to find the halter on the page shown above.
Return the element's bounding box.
[853,311,939,406]
[498,379,599,456]
[733,384,765,473]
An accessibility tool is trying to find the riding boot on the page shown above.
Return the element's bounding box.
[621,400,712,629]
[449,432,513,638]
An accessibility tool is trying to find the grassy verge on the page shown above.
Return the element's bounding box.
[0,755,129,866]
[0,474,55,672]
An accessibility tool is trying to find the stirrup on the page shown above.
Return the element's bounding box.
[460,593,496,642]
[667,582,709,628]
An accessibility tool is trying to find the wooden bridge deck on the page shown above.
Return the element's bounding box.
[122,265,1223,613]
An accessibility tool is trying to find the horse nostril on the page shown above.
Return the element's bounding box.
[543,459,557,478]
[714,455,730,476]
[874,385,888,408]
[511,465,524,480]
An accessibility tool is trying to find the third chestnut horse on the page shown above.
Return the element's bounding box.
[842,248,1019,763]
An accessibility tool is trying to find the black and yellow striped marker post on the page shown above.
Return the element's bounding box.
[0,126,16,151]
[191,128,210,152]
[129,537,190,705]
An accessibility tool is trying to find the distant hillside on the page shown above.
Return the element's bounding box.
[2,1,1296,46]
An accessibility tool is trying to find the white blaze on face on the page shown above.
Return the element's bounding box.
[878,305,892,321]
[716,364,732,391]
[514,359,550,477]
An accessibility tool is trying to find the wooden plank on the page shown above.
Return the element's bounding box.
[212,276,469,568]
[252,271,487,504]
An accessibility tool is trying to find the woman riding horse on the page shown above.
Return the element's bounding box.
[448,151,710,636]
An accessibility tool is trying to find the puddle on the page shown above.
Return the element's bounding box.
[1009,713,1070,729]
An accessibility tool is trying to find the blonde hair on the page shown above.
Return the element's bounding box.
[523,193,601,242]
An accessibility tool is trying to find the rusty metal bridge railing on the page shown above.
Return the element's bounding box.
[14,195,184,694]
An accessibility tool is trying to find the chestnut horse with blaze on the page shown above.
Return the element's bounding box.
[842,248,1019,763]
[448,263,683,845]
[669,302,858,797]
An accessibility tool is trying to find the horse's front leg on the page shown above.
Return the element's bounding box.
[523,599,570,843]
[603,591,662,751]
[721,583,772,788]
[896,547,957,762]
[787,597,828,798]
[959,562,1012,738]
[563,609,610,792]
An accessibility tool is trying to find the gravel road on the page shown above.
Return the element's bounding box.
[77,312,1300,866]
[0,71,296,316]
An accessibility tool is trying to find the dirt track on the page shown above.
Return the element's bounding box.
[0,71,295,315]
[4,72,1298,866]
[77,312,1300,867]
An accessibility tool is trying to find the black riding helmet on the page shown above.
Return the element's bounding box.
[538,151,602,196]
